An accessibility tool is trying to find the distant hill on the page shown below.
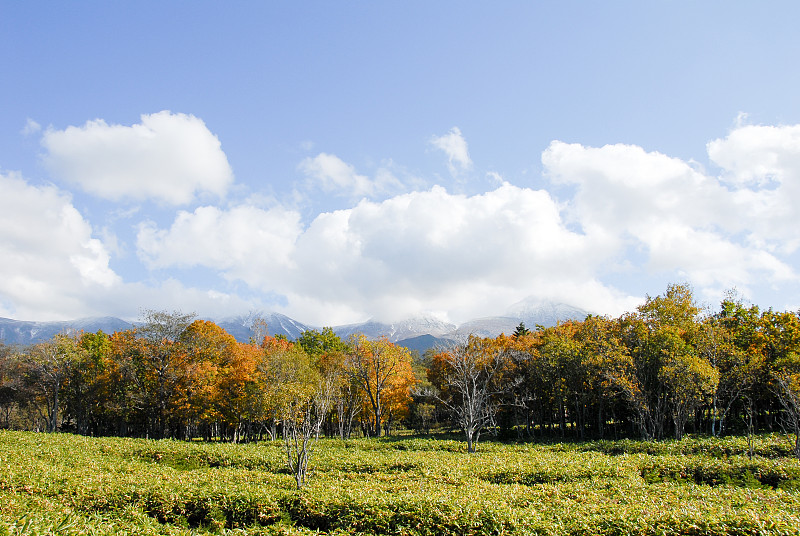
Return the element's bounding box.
[395,334,456,355]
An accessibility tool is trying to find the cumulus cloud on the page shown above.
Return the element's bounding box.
[541,136,797,300]
[430,127,472,175]
[41,111,234,205]
[288,184,631,322]
[0,172,120,320]
[135,181,634,324]
[707,123,800,251]
[136,204,303,286]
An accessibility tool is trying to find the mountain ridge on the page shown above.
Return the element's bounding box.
[0,300,590,351]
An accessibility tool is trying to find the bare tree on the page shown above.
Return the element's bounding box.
[433,337,507,453]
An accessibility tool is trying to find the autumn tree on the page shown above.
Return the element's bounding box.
[656,325,719,439]
[124,310,196,438]
[314,346,361,439]
[218,342,267,441]
[430,336,508,452]
[345,335,415,437]
[179,320,236,439]
[500,330,547,438]
[537,323,583,437]
[22,332,86,432]
[605,285,699,440]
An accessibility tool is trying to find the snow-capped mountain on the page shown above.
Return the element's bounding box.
[450,299,590,339]
[452,316,521,339]
[505,298,589,329]
[334,314,457,342]
[0,316,133,345]
[216,312,313,342]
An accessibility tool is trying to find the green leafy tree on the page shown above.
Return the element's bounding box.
[261,346,335,488]
[762,310,800,458]
[0,342,22,429]
[609,284,707,440]
[512,322,530,338]
[297,327,348,358]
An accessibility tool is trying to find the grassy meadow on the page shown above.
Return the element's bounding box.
[1,431,799,535]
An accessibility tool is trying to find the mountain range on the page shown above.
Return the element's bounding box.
[0,298,589,354]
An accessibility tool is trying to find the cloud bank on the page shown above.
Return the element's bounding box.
[2,117,799,325]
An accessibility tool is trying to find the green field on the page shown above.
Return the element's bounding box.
[1,431,799,535]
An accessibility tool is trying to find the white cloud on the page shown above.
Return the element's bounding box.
[298,153,374,197]
[430,127,472,175]
[41,111,234,205]
[298,153,402,198]
[7,118,800,327]
[287,184,628,323]
[136,204,303,286]
[0,172,120,320]
[707,123,800,251]
[130,182,633,324]
[708,123,800,188]
[542,136,798,301]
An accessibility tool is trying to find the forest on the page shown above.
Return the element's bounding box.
[1,283,799,460]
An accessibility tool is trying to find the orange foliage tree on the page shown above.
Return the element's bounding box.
[345,335,415,436]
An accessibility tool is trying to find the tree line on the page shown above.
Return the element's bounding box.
[423,284,800,457]
[0,310,415,444]
[1,284,799,459]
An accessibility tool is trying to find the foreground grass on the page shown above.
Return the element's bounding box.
[1,431,799,535]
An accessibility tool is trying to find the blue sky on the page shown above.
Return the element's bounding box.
[2,2,800,325]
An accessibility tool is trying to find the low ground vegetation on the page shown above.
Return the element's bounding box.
[1,431,799,535]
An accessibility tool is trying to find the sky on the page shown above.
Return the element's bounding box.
[2,2,800,326]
